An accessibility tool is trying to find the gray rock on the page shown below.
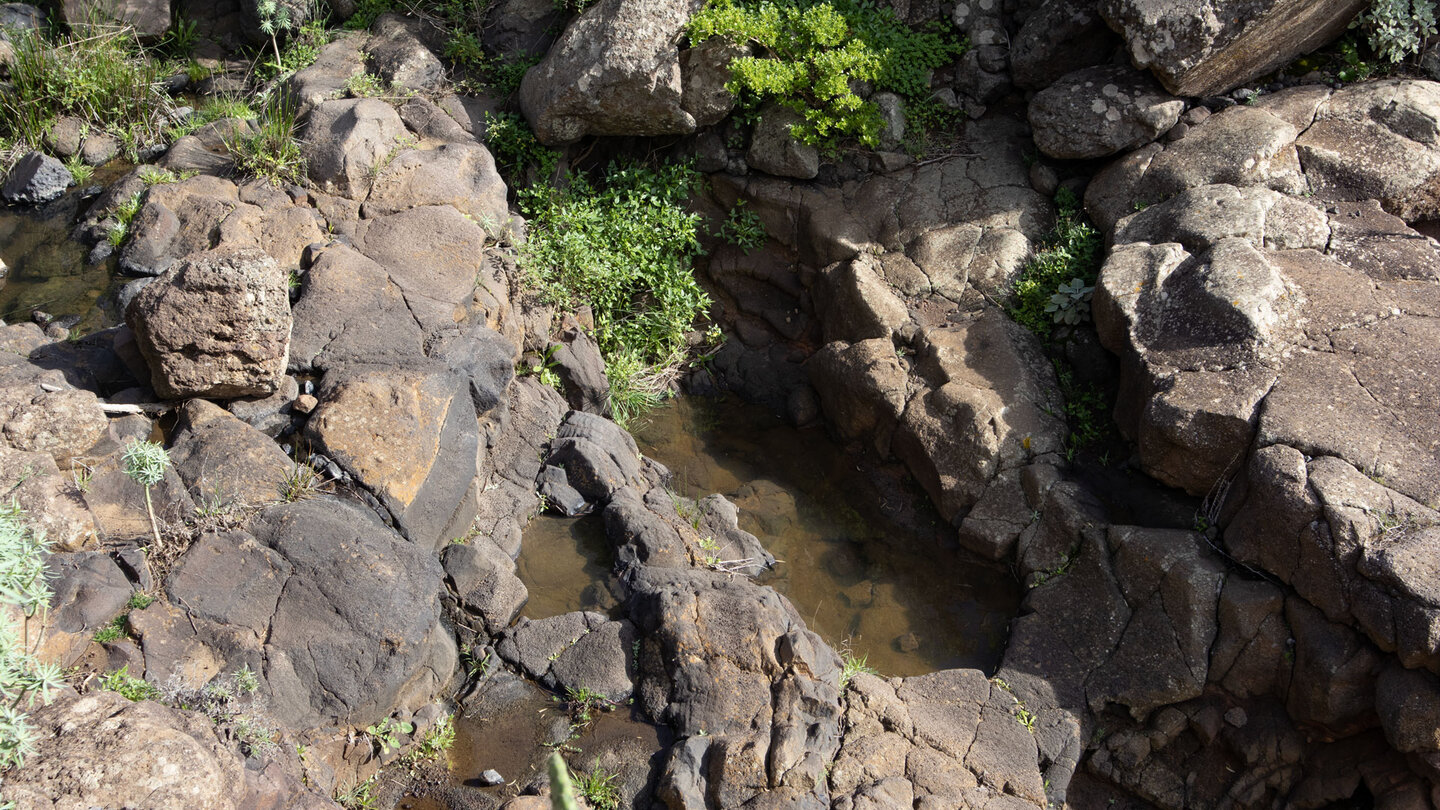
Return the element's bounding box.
[125,248,292,399]
[238,0,320,45]
[547,410,646,504]
[549,325,610,416]
[44,551,133,664]
[680,38,741,128]
[1011,0,1119,90]
[1376,663,1440,752]
[481,0,564,61]
[80,133,120,166]
[1,151,71,205]
[285,37,367,114]
[1098,0,1366,97]
[227,375,301,438]
[169,399,297,507]
[60,0,171,38]
[43,116,86,158]
[746,104,820,180]
[361,142,510,230]
[301,98,409,199]
[539,465,589,517]
[479,769,505,786]
[519,0,702,144]
[367,14,446,92]
[1028,65,1184,160]
[442,540,528,634]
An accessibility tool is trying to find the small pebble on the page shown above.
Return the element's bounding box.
[479,769,505,786]
[293,393,318,414]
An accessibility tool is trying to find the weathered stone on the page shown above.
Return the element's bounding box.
[302,98,409,199]
[60,0,171,38]
[285,37,367,114]
[442,541,528,634]
[746,104,820,180]
[169,399,297,507]
[519,0,702,144]
[0,381,109,467]
[1011,0,1120,90]
[0,446,96,551]
[1,151,71,206]
[548,410,646,504]
[481,0,564,60]
[126,249,292,399]
[1029,65,1184,160]
[1376,663,1440,753]
[362,142,509,230]
[366,14,445,92]
[1098,0,1367,97]
[680,38,741,128]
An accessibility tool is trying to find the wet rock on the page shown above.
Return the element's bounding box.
[1010,0,1119,90]
[306,361,481,550]
[126,248,292,399]
[0,691,333,809]
[539,465,589,517]
[1028,65,1185,160]
[548,411,646,504]
[746,104,820,180]
[168,399,297,507]
[301,98,409,199]
[59,0,172,38]
[519,0,701,144]
[479,769,505,786]
[442,540,528,634]
[1,151,71,206]
[1098,0,1365,97]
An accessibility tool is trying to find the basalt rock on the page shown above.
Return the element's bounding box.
[1028,65,1184,160]
[1,151,71,206]
[125,248,292,400]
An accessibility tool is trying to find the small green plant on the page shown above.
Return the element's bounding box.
[484,111,560,181]
[1045,278,1094,326]
[405,714,455,764]
[107,191,145,248]
[559,686,614,725]
[138,165,180,186]
[1353,0,1437,63]
[279,461,327,502]
[444,31,487,68]
[92,614,127,643]
[122,439,170,548]
[228,94,306,186]
[1009,188,1102,338]
[365,716,415,757]
[697,535,721,567]
[460,645,492,678]
[158,17,201,57]
[718,200,767,252]
[838,651,878,688]
[101,665,161,702]
[64,155,94,186]
[572,762,622,810]
[687,0,965,149]
[1015,706,1037,732]
[336,775,379,810]
[342,71,389,98]
[344,0,397,29]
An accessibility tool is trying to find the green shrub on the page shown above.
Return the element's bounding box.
[520,163,709,425]
[1354,0,1437,63]
[0,504,65,770]
[687,0,965,148]
[718,200,767,252]
[344,0,397,29]
[1008,188,1102,339]
[101,664,162,702]
[0,24,175,151]
[257,18,331,81]
[483,111,560,180]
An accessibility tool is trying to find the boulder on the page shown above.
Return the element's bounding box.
[680,38,741,128]
[519,0,703,144]
[305,361,481,550]
[285,37,367,114]
[301,98,409,199]
[1098,0,1367,97]
[547,410,647,504]
[366,14,446,92]
[0,692,334,809]
[441,540,528,634]
[362,142,510,229]
[0,381,109,467]
[125,249,292,399]
[0,446,96,551]
[1,151,71,206]
[60,0,171,38]
[42,551,133,666]
[549,325,610,416]
[746,104,820,180]
[1028,65,1184,160]
[498,611,637,701]
[1010,0,1120,90]
[169,399,297,508]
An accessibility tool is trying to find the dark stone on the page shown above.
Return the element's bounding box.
[1,151,72,205]
[441,540,528,634]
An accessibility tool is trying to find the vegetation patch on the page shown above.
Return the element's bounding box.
[519,162,710,426]
[1008,188,1103,339]
[227,96,307,186]
[687,0,965,149]
[0,505,65,769]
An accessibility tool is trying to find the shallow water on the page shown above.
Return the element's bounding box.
[0,195,120,334]
[514,514,623,621]
[631,395,1022,677]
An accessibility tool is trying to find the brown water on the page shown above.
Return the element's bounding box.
[0,197,121,334]
[514,515,623,620]
[631,395,1022,678]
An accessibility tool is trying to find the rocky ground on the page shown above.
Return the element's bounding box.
[2,0,1440,808]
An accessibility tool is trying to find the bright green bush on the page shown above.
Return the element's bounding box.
[687,0,965,148]
[520,163,709,425]
[1008,188,1102,339]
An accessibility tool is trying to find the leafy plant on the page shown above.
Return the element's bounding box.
[366,716,415,757]
[1045,277,1094,325]
[106,191,145,248]
[1008,187,1102,338]
[122,439,170,548]
[687,0,965,148]
[335,775,380,809]
[838,651,877,688]
[718,200,766,252]
[345,0,397,29]
[521,163,709,426]
[259,18,331,81]
[1353,0,1437,63]
[101,664,161,702]
[64,155,94,186]
[0,504,65,769]
[484,111,560,181]
[405,714,455,764]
